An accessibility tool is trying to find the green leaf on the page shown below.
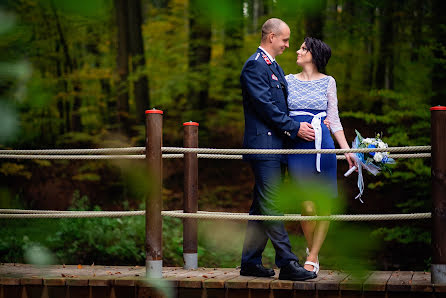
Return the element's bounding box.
[355,129,364,142]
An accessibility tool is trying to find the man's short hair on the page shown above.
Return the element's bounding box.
[261,18,286,42]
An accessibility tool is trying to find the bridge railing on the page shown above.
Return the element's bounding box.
[142,107,445,281]
[0,106,444,283]
[141,107,446,283]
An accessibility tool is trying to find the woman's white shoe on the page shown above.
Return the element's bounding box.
[304,261,320,274]
[305,247,320,274]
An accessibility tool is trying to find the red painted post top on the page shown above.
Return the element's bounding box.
[430,106,446,111]
[145,109,163,114]
[183,121,199,126]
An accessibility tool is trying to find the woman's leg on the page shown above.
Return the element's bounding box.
[303,202,331,271]
[300,201,316,255]
[305,221,330,271]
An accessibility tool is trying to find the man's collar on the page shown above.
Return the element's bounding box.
[258,46,275,62]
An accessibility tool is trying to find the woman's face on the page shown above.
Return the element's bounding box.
[296,42,312,66]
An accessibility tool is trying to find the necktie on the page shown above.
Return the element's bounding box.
[273,61,283,80]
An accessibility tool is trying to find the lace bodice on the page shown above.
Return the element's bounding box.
[285,74,343,133]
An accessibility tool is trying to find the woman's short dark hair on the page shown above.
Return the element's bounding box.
[304,37,331,73]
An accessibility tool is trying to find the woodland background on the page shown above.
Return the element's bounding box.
[0,0,444,271]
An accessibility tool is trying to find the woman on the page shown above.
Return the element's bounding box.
[285,37,356,273]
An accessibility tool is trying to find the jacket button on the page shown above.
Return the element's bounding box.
[267,132,272,136]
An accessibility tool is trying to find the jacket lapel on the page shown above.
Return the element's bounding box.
[269,64,283,84]
[275,63,287,87]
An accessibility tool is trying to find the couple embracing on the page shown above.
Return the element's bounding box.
[239,18,356,280]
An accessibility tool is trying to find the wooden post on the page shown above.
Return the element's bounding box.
[431,106,446,284]
[145,109,163,278]
[183,121,199,269]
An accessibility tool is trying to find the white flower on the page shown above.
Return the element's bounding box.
[374,152,383,162]
[378,141,387,148]
[363,138,374,144]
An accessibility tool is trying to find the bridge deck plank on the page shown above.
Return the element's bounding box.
[411,271,433,292]
[387,271,414,292]
[0,264,440,296]
[363,271,393,292]
[203,270,239,289]
[340,271,372,291]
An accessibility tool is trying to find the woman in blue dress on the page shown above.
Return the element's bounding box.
[285,37,356,274]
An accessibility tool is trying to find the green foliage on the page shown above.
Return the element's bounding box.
[48,215,146,265]
[38,0,110,18]
[72,173,101,182]
[48,192,146,265]
[0,188,23,209]
[0,162,31,179]
[371,226,430,245]
[0,234,26,262]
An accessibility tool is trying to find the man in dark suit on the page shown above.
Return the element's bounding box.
[240,18,317,281]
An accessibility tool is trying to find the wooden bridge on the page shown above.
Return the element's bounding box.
[1,107,445,297]
[0,263,443,298]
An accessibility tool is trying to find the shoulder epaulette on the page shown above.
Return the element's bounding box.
[261,52,272,65]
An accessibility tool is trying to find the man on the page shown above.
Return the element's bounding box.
[240,18,317,281]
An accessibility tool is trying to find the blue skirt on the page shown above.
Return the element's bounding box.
[287,109,338,198]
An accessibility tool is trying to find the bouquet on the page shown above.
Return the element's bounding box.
[344,130,395,203]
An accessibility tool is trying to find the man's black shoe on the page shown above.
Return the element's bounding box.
[278,261,317,281]
[240,264,275,277]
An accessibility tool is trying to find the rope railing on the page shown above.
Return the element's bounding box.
[0,145,431,155]
[0,145,432,220]
[0,154,146,160]
[0,209,432,221]
[0,153,431,160]
[161,145,431,154]
[161,210,432,221]
[0,147,145,155]
[0,146,432,160]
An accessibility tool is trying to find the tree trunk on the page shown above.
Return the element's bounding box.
[51,0,83,132]
[363,4,375,90]
[252,0,259,33]
[431,0,446,105]
[303,0,327,39]
[127,0,150,124]
[55,44,69,134]
[71,80,82,132]
[375,2,394,90]
[187,0,211,128]
[85,28,112,127]
[222,0,244,106]
[114,0,130,133]
[341,0,355,91]
[410,0,422,62]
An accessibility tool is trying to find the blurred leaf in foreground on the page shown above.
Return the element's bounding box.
[275,179,379,275]
[24,243,56,266]
[0,101,18,142]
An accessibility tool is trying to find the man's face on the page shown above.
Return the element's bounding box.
[271,25,290,57]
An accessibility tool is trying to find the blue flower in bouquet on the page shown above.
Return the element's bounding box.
[367,144,376,157]
[354,130,394,173]
[348,130,396,203]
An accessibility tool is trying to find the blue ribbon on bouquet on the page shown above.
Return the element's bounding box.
[349,137,391,203]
